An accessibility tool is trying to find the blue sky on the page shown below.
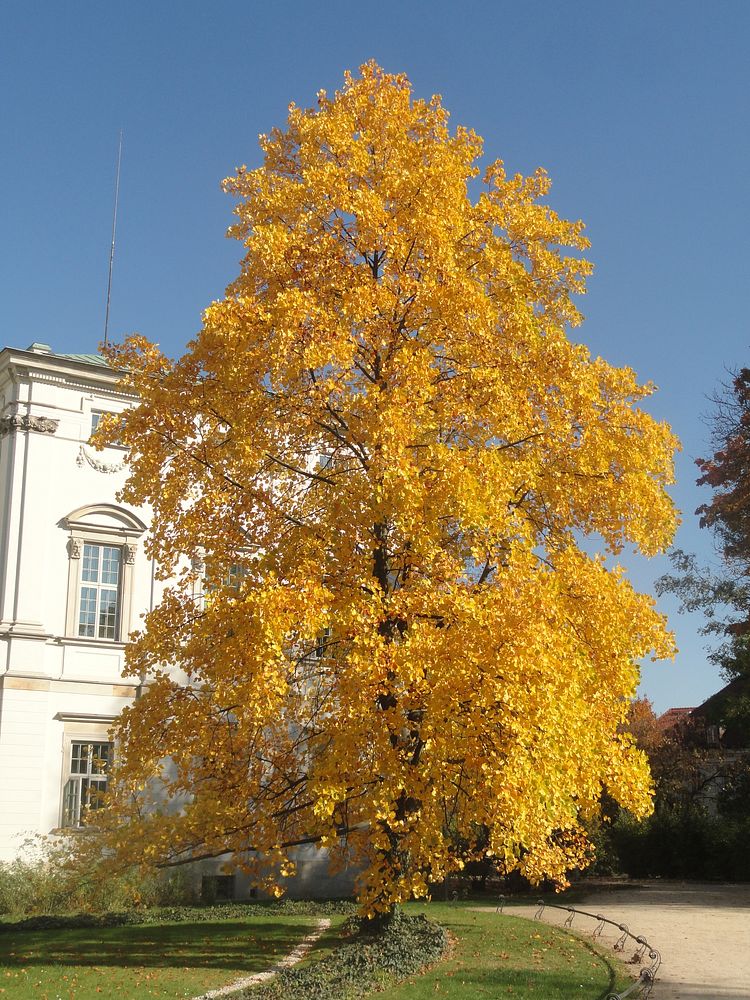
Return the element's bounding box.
[2,1,748,711]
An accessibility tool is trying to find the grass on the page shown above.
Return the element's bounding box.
[0,899,634,1000]
[369,902,633,1000]
[0,913,342,1000]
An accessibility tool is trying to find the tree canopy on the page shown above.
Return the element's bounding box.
[696,368,750,570]
[657,367,750,745]
[95,63,678,913]
[659,368,750,685]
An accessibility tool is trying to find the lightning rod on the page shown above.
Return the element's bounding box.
[103,130,123,347]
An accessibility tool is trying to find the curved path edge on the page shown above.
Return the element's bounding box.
[477,881,750,999]
[191,916,332,1000]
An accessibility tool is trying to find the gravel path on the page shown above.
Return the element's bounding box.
[487,881,750,999]
[191,917,331,1000]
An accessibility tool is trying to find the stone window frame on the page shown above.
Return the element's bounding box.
[62,738,113,827]
[63,504,147,643]
[55,713,117,830]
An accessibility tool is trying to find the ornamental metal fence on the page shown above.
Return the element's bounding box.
[494,896,661,1000]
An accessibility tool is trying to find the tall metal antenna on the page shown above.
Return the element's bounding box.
[103,130,123,347]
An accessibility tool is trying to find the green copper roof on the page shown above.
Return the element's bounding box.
[16,344,114,369]
[55,352,111,367]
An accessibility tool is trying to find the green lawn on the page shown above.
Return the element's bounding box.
[372,902,632,1000]
[0,903,634,1000]
[0,914,338,1000]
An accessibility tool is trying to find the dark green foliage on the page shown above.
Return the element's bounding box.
[717,756,750,816]
[0,899,357,932]
[583,821,619,878]
[599,811,750,881]
[238,911,447,1000]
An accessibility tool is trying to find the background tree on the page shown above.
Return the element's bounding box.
[624,697,664,758]
[623,697,729,813]
[696,368,750,572]
[657,550,750,682]
[600,698,750,882]
[658,368,750,740]
[93,63,677,914]
[643,372,750,877]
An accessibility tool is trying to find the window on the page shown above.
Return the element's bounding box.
[89,409,122,445]
[90,410,108,436]
[78,543,121,639]
[62,740,112,827]
[295,627,332,668]
[201,874,237,902]
[63,504,147,643]
[202,560,249,594]
[225,563,248,589]
[314,627,332,659]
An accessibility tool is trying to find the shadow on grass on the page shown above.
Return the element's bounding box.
[0,920,307,972]
[582,937,620,1000]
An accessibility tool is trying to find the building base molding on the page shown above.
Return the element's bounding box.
[0,619,51,638]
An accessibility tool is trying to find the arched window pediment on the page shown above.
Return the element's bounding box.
[63,504,147,536]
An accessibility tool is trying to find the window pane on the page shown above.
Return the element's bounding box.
[70,742,87,774]
[91,744,111,773]
[63,778,80,827]
[78,587,97,637]
[101,546,120,586]
[82,777,107,812]
[97,589,119,639]
[81,544,100,583]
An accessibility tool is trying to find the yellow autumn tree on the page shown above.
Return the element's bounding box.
[94,62,678,913]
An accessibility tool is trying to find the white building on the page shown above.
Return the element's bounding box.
[0,342,153,861]
[0,342,354,898]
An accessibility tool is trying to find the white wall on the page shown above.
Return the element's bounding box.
[0,346,153,860]
[0,346,356,901]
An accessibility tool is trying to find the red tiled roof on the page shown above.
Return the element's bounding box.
[656,707,695,731]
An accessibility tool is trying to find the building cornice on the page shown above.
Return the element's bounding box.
[27,369,137,401]
[0,346,134,398]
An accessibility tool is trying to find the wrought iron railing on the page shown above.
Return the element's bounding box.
[495,896,661,1000]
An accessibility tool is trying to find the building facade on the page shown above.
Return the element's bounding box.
[0,342,355,898]
[0,343,154,861]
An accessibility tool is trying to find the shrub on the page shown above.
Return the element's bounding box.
[605,809,750,880]
[0,858,72,916]
[585,819,620,877]
[0,858,197,918]
[238,910,447,1000]
[0,898,359,933]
